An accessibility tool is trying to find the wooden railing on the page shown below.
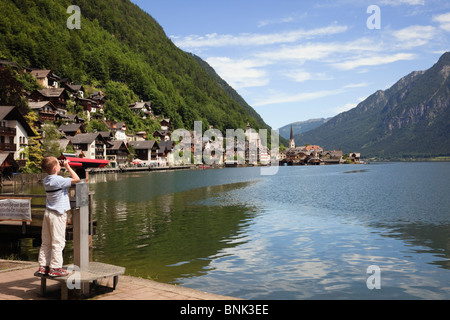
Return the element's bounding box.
[0,143,16,151]
[0,127,16,135]
[0,190,95,243]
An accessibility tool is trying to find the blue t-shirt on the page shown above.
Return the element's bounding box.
[43,174,72,214]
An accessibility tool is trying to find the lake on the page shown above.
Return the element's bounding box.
[86,162,450,300]
[4,162,450,299]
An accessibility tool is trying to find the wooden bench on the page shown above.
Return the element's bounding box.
[34,262,125,300]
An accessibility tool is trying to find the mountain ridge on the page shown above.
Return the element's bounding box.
[294,52,450,158]
[278,118,331,140]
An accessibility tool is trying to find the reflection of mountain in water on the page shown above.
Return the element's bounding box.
[91,176,259,283]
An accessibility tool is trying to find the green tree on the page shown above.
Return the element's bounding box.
[0,67,30,115]
[21,112,43,173]
[85,119,110,132]
[41,122,63,157]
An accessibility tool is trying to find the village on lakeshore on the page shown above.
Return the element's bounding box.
[0,61,362,181]
[281,125,362,166]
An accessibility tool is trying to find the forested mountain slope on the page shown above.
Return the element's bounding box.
[0,0,271,133]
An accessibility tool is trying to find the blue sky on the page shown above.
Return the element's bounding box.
[131,0,450,130]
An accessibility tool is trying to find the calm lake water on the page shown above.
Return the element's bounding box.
[4,162,450,299]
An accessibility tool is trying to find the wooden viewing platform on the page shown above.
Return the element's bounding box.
[34,262,125,300]
[29,181,126,300]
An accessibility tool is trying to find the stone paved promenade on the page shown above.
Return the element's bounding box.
[0,260,239,300]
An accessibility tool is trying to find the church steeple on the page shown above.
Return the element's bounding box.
[289,125,295,149]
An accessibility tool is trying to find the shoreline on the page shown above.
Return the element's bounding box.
[3,159,446,188]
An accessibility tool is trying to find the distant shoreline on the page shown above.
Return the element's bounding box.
[367,157,450,162]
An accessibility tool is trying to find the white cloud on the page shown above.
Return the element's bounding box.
[252,89,341,107]
[258,16,295,28]
[171,24,348,49]
[206,57,271,89]
[380,0,425,5]
[433,12,450,31]
[343,83,370,89]
[255,37,383,64]
[285,70,312,82]
[285,70,334,82]
[252,83,367,107]
[256,42,336,62]
[393,25,437,48]
[332,53,416,70]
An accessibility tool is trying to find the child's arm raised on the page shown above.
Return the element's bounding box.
[64,160,81,184]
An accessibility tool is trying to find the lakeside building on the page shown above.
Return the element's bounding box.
[128,140,159,166]
[106,140,130,168]
[0,106,37,174]
[282,125,359,165]
[70,132,112,160]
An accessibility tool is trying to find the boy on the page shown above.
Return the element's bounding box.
[37,157,80,277]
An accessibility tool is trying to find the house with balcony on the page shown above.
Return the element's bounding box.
[157,140,174,167]
[347,152,361,164]
[28,100,58,123]
[75,97,103,120]
[58,123,85,136]
[106,140,130,168]
[104,121,127,141]
[69,132,112,160]
[129,101,152,118]
[89,91,107,106]
[128,140,159,166]
[29,88,69,110]
[28,69,60,88]
[65,114,85,125]
[320,150,344,164]
[0,106,36,168]
[160,119,171,131]
[153,129,171,142]
[63,83,84,98]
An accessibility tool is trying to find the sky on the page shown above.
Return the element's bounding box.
[131,0,450,130]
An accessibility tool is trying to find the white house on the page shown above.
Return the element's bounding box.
[114,122,127,141]
[129,101,152,118]
[0,106,36,165]
[69,132,111,160]
[128,140,159,166]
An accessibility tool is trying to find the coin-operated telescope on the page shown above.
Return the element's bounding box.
[59,153,109,180]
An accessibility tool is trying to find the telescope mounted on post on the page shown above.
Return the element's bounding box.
[59,153,109,180]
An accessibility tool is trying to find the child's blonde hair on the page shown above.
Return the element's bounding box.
[41,157,58,174]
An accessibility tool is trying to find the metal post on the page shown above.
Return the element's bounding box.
[71,181,90,294]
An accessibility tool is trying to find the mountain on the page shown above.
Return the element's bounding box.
[294,52,450,159]
[0,0,270,134]
[278,118,331,140]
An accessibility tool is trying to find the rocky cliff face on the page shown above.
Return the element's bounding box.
[295,52,450,158]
